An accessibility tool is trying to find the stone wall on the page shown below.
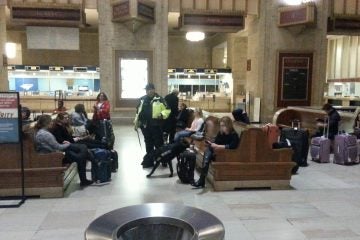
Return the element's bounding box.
[6,30,99,66]
[98,0,168,109]
[169,36,211,68]
[246,0,329,122]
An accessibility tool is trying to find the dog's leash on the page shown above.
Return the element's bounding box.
[135,128,142,149]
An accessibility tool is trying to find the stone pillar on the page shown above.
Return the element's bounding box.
[227,34,247,109]
[246,0,329,122]
[0,5,8,91]
[98,0,168,110]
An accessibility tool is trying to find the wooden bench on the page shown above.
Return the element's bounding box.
[189,120,295,191]
[273,106,360,135]
[0,123,78,198]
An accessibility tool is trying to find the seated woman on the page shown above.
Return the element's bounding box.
[174,108,204,142]
[71,103,89,126]
[176,103,190,130]
[21,106,32,125]
[192,116,240,188]
[34,115,93,187]
[51,112,107,150]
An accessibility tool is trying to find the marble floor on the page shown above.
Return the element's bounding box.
[2,124,360,239]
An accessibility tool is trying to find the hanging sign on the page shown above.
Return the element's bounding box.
[184,69,197,74]
[204,69,217,74]
[0,92,20,144]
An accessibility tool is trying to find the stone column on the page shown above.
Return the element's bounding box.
[98,0,168,110]
[246,0,329,122]
[227,34,247,109]
[0,5,8,91]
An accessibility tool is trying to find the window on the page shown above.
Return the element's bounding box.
[120,59,148,98]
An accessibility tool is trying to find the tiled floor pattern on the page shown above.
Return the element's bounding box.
[1,125,360,239]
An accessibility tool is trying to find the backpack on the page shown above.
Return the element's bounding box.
[91,148,112,183]
[177,150,196,184]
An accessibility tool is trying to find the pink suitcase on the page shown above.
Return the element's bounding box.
[334,134,358,165]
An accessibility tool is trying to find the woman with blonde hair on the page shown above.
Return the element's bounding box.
[174,108,204,142]
[192,116,239,188]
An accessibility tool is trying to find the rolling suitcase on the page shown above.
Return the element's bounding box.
[110,150,118,172]
[310,118,331,163]
[95,119,115,149]
[262,123,280,149]
[280,120,309,171]
[334,133,358,165]
[177,150,196,184]
[91,148,112,183]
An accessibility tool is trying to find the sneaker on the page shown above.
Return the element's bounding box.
[80,179,94,187]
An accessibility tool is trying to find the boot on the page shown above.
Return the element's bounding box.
[191,174,205,188]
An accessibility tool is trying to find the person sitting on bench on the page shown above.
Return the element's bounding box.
[191,116,240,188]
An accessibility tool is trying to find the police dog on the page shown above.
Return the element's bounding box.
[146,140,189,178]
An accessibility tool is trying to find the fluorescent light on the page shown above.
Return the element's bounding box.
[283,0,303,5]
[186,32,205,42]
[5,42,16,59]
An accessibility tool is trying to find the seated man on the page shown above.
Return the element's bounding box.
[53,100,67,114]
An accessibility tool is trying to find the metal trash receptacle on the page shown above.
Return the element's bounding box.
[85,203,225,240]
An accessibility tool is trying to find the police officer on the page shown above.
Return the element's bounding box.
[134,83,171,167]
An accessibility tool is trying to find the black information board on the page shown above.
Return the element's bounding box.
[277,53,313,107]
[282,68,308,100]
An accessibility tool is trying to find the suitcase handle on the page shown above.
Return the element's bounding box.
[291,119,301,130]
[323,117,329,138]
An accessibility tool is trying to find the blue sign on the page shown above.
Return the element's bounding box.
[15,78,38,92]
[0,92,20,143]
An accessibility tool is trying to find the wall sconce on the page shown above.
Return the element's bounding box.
[186,32,205,42]
[5,42,16,59]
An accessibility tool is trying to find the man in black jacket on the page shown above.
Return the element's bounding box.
[135,83,171,167]
[314,103,341,140]
[164,89,179,143]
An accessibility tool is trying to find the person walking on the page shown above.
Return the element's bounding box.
[134,83,171,168]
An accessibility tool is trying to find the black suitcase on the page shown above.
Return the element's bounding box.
[280,121,309,172]
[177,151,196,184]
[110,150,118,172]
[95,119,115,149]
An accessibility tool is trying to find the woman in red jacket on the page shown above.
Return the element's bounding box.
[93,92,110,121]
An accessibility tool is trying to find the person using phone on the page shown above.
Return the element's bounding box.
[192,116,240,188]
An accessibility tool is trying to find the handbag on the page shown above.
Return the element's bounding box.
[72,125,88,137]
